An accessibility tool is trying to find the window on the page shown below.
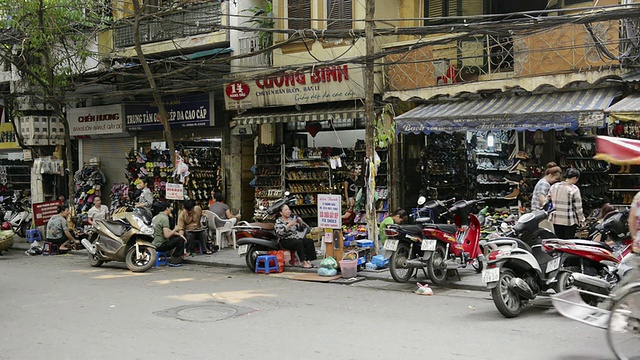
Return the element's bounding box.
[424,0,461,24]
[288,0,311,30]
[327,0,352,31]
[564,0,591,5]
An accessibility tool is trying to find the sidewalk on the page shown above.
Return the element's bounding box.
[10,237,487,291]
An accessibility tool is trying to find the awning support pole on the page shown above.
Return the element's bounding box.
[365,0,378,253]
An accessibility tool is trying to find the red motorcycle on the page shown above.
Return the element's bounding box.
[386,199,484,285]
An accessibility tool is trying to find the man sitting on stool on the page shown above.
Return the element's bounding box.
[46,205,76,252]
[177,199,211,255]
[152,202,186,266]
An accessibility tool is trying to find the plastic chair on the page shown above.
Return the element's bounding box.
[255,255,279,274]
[155,251,168,267]
[203,210,237,249]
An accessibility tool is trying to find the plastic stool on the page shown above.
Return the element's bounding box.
[155,251,168,267]
[191,242,203,255]
[255,255,279,274]
[42,242,60,255]
[26,229,42,243]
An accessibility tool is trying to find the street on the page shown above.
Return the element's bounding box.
[1,251,614,360]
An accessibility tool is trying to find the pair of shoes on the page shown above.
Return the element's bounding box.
[168,263,182,267]
[205,250,213,254]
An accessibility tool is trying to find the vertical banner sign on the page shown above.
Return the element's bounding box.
[32,200,63,227]
[317,194,342,229]
[165,183,184,200]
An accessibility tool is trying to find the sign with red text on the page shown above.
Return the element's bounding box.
[224,64,365,110]
[33,200,63,227]
[67,104,124,136]
[165,183,184,200]
[317,194,341,229]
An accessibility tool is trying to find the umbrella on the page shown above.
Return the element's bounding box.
[593,136,640,165]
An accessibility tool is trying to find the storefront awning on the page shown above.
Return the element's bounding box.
[606,93,640,123]
[395,88,619,134]
[231,104,364,126]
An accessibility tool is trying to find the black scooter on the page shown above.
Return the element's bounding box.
[236,192,308,272]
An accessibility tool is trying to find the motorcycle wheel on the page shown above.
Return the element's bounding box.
[245,245,260,273]
[555,268,600,306]
[389,242,414,283]
[607,288,640,360]
[427,243,448,285]
[491,268,523,318]
[471,257,483,273]
[125,246,156,272]
[88,252,104,267]
[17,221,28,238]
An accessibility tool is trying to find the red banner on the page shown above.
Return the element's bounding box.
[32,200,62,227]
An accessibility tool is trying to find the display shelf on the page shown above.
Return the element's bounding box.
[609,189,640,192]
[254,144,285,220]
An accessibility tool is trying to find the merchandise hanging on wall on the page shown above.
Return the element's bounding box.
[73,165,105,216]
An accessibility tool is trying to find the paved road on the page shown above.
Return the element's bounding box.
[0,251,614,360]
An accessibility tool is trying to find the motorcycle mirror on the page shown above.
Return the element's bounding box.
[417,196,426,206]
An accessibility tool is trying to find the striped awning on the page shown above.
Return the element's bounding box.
[395,88,619,134]
[231,104,364,126]
[606,93,640,123]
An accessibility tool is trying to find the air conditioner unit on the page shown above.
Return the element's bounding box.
[231,126,254,136]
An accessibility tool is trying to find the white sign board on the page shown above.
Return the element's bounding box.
[224,64,365,110]
[67,104,124,136]
[165,183,184,200]
[317,194,342,229]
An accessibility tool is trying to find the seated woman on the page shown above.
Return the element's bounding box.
[274,204,317,269]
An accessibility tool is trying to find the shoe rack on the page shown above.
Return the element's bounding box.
[285,148,333,226]
[125,148,173,203]
[607,121,640,207]
[254,144,285,220]
[471,130,520,204]
[74,164,105,214]
[180,145,222,207]
[420,133,470,201]
[0,160,30,192]
[351,145,390,224]
[556,129,609,213]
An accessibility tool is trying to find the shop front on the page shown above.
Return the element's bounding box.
[225,64,390,230]
[394,87,620,215]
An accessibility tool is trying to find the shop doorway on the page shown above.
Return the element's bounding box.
[400,134,426,211]
[240,137,256,219]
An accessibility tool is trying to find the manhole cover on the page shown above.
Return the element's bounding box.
[154,303,257,323]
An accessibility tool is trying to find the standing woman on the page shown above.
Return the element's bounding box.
[135,177,153,213]
[531,162,562,210]
[343,168,358,208]
[549,168,585,239]
[275,204,316,268]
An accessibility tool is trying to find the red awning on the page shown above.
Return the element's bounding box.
[594,136,640,164]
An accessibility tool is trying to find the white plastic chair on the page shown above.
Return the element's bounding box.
[203,210,237,249]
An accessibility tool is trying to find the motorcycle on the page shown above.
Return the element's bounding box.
[80,208,157,272]
[385,198,484,284]
[483,209,631,317]
[236,192,306,272]
[4,195,32,238]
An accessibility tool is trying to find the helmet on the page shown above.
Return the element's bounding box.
[2,221,11,230]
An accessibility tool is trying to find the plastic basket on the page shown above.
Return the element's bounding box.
[339,250,358,278]
[372,254,390,268]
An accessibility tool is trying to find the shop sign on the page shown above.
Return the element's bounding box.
[224,64,365,110]
[67,104,124,137]
[33,200,63,227]
[317,194,341,229]
[578,112,605,127]
[165,183,184,200]
[0,122,20,150]
[124,94,213,131]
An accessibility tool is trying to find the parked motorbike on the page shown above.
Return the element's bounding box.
[385,198,484,284]
[483,209,631,317]
[236,192,306,272]
[80,208,156,272]
[4,194,32,238]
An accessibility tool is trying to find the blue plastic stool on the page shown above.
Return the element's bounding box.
[42,242,59,255]
[26,229,42,243]
[255,255,279,274]
[155,251,168,267]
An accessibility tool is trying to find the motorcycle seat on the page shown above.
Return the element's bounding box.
[423,223,458,235]
[398,225,423,236]
[565,239,613,252]
[102,220,128,236]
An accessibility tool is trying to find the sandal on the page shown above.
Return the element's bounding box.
[205,250,213,255]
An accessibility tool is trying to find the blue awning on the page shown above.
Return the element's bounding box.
[395,88,620,134]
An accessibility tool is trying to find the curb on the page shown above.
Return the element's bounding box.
[10,240,487,292]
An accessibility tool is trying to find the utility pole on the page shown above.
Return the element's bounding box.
[365,0,378,253]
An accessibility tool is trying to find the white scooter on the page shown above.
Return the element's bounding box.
[4,196,32,237]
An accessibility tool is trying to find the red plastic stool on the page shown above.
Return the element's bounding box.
[42,242,60,255]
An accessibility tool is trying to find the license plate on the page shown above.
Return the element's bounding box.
[421,239,437,251]
[238,244,249,256]
[546,256,561,273]
[482,268,500,283]
[383,239,398,252]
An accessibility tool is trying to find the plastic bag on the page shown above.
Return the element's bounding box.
[319,256,338,269]
[317,267,338,277]
[415,282,433,296]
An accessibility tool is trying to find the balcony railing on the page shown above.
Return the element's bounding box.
[385,20,630,92]
[237,35,272,69]
[113,2,223,48]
